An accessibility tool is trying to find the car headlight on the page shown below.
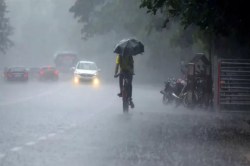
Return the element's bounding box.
[74,76,79,84]
[93,77,100,86]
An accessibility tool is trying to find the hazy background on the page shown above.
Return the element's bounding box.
[3,0,204,84]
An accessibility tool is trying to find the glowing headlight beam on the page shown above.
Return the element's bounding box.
[93,78,100,86]
[74,77,79,84]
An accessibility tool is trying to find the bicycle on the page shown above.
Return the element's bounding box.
[114,73,133,112]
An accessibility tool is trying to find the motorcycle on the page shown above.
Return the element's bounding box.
[171,78,199,108]
[170,78,187,106]
[160,77,176,105]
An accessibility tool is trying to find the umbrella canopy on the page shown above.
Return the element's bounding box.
[114,38,144,56]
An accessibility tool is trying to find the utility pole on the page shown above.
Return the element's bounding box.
[208,31,213,107]
[209,33,212,64]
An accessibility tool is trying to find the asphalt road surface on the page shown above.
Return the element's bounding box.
[0,78,250,166]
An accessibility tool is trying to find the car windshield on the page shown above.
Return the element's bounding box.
[9,67,25,72]
[29,68,40,72]
[41,67,56,71]
[77,62,97,70]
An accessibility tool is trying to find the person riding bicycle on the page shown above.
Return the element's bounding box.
[114,54,135,108]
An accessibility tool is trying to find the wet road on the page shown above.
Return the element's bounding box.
[0,78,250,166]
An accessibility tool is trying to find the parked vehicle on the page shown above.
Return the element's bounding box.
[39,66,59,81]
[4,67,29,82]
[172,53,212,109]
[160,77,196,107]
[170,78,193,107]
[27,67,40,80]
[160,77,176,105]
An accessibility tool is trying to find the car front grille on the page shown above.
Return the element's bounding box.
[79,74,94,77]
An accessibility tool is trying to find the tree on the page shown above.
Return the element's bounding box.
[69,0,205,55]
[70,0,172,38]
[69,0,106,39]
[0,0,12,54]
[69,0,200,76]
[140,0,250,57]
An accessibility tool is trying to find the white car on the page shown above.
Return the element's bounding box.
[73,61,100,85]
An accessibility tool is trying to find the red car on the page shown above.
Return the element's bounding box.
[4,67,29,81]
[39,66,59,81]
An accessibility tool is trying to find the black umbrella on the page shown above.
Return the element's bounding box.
[114,38,144,56]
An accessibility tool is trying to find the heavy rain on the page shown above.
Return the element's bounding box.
[0,0,250,166]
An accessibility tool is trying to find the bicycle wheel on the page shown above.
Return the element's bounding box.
[123,100,129,112]
[122,87,129,112]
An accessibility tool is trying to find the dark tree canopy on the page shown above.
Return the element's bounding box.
[69,0,105,23]
[69,0,162,39]
[140,0,250,46]
[69,0,250,58]
[0,0,12,54]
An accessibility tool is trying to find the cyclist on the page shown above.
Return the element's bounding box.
[114,54,135,108]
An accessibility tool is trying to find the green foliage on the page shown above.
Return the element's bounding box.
[140,0,250,49]
[69,0,166,39]
[70,0,250,58]
[70,0,191,75]
[0,0,12,54]
[69,0,105,23]
[69,0,201,70]
[69,0,207,55]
